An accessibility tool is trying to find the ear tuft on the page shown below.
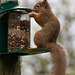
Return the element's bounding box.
[44,0,47,1]
[43,0,47,2]
[42,0,49,9]
[43,0,47,4]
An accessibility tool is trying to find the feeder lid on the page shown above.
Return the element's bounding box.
[11,6,32,13]
[0,1,32,14]
[0,1,18,14]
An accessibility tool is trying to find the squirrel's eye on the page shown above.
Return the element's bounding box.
[36,5,40,7]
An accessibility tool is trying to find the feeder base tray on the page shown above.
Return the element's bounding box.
[0,48,50,56]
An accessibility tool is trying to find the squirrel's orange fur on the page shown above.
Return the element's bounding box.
[30,0,66,75]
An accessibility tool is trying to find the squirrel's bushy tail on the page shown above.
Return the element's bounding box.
[46,43,66,75]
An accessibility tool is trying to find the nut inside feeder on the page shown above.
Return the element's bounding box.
[8,10,30,51]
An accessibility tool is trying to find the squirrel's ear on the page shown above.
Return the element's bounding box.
[43,0,47,1]
[43,0,49,9]
[42,0,47,5]
[43,0,47,3]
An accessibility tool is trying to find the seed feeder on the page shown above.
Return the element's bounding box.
[0,0,50,55]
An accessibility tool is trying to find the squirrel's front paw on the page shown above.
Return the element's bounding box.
[29,13,34,17]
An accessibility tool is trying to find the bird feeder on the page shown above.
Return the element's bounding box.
[0,1,50,55]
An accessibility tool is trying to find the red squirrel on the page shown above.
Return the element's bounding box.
[29,0,67,75]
